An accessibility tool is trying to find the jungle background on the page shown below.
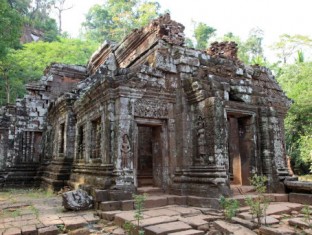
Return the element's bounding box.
[0,0,311,176]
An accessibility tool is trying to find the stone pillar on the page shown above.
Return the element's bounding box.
[113,96,135,192]
[172,97,231,197]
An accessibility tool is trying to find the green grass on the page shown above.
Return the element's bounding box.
[299,175,312,181]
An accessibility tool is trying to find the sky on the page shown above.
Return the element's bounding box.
[60,0,312,60]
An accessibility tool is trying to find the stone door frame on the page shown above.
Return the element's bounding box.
[133,118,167,188]
[226,108,257,186]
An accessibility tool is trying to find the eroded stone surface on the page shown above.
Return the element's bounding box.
[62,190,93,211]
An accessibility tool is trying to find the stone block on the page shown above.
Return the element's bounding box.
[139,216,178,228]
[168,229,204,235]
[187,196,220,209]
[3,227,22,235]
[68,227,90,235]
[82,214,100,223]
[259,226,296,235]
[61,216,88,230]
[288,217,310,229]
[99,210,122,221]
[99,201,121,211]
[231,217,256,230]
[37,226,59,235]
[289,193,312,205]
[21,225,37,235]
[144,197,167,209]
[167,196,187,206]
[213,220,256,235]
[144,221,192,235]
[114,211,150,227]
[109,191,132,201]
[143,208,180,217]
[121,200,134,211]
[167,206,201,217]
[92,189,109,202]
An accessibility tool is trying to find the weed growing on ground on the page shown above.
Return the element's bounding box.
[245,174,270,227]
[301,204,312,226]
[124,193,147,235]
[220,196,239,220]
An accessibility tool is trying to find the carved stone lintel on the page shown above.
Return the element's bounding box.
[134,99,168,118]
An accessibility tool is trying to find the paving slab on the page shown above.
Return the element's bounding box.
[259,225,296,235]
[167,229,204,235]
[144,221,192,235]
[213,220,257,235]
[232,217,257,230]
[254,216,279,225]
[143,208,180,217]
[3,227,22,235]
[266,202,304,215]
[37,226,59,235]
[144,197,168,209]
[177,215,208,228]
[82,214,99,223]
[114,211,150,227]
[21,225,37,235]
[166,206,201,217]
[139,216,178,228]
[288,217,311,229]
[61,216,88,230]
[99,210,122,221]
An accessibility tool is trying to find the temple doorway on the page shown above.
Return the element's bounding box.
[228,114,253,186]
[136,124,163,187]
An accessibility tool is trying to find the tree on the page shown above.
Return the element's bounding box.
[82,0,162,43]
[0,38,99,105]
[220,29,265,65]
[0,0,23,58]
[277,61,312,174]
[271,34,312,64]
[53,0,73,34]
[193,22,216,50]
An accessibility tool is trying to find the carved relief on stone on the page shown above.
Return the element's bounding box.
[195,115,214,165]
[121,134,133,169]
[134,99,168,118]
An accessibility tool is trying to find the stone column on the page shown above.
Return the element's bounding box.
[113,96,135,192]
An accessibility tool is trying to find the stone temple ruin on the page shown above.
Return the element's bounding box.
[0,14,298,198]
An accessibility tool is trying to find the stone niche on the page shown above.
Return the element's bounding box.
[0,14,295,197]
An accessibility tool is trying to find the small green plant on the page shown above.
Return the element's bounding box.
[301,204,312,227]
[245,174,270,227]
[124,193,147,235]
[220,196,239,220]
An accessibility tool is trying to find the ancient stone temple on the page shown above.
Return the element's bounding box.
[0,14,295,197]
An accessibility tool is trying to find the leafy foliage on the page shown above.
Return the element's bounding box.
[82,0,162,43]
[193,22,216,50]
[277,61,312,174]
[0,38,99,105]
[0,0,23,58]
[271,34,312,63]
[245,175,270,227]
[220,196,239,220]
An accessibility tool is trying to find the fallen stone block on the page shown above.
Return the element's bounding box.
[114,211,150,227]
[143,208,180,217]
[82,214,100,223]
[62,189,93,211]
[139,216,178,228]
[213,220,256,235]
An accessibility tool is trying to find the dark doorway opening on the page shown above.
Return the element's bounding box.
[228,114,253,185]
[137,125,162,187]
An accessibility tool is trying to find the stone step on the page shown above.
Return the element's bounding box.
[138,176,154,187]
[137,186,163,195]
